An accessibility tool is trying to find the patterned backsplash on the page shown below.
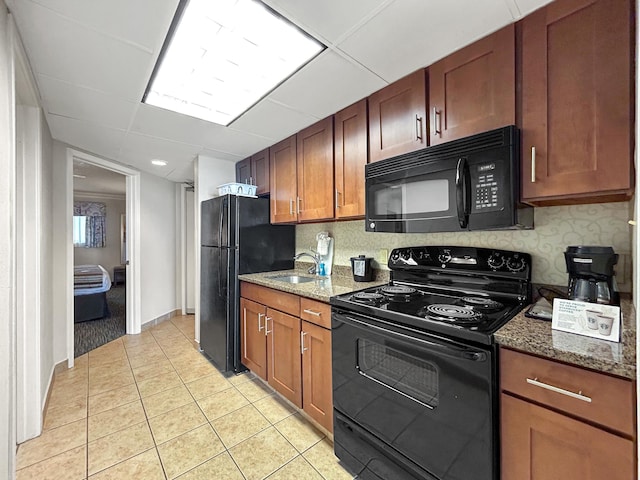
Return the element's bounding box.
[296,202,633,291]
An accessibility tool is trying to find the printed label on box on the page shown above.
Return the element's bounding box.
[551,299,621,343]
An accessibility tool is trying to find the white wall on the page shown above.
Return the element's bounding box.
[140,171,178,324]
[0,4,17,478]
[186,189,195,312]
[73,195,125,277]
[37,109,53,415]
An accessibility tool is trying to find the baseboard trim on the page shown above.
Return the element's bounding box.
[141,309,179,330]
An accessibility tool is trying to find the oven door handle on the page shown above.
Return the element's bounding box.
[455,157,470,229]
[337,312,488,361]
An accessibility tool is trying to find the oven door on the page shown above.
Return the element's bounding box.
[332,309,496,480]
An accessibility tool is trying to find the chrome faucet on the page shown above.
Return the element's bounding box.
[294,251,320,274]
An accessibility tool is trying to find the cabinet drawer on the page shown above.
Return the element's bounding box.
[500,348,635,436]
[240,282,300,316]
[300,298,331,329]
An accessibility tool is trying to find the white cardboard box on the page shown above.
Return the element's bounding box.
[551,299,621,342]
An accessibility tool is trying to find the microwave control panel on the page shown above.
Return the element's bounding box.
[472,162,503,212]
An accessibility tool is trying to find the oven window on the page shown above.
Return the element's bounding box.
[373,178,449,217]
[357,339,439,408]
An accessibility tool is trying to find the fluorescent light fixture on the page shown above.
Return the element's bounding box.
[143,0,324,126]
[151,159,168,166]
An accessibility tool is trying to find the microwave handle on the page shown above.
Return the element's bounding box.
[455,157,470,228]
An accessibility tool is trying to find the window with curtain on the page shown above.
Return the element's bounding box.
[73,201,106,248]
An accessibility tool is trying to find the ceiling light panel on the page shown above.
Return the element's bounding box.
[144,0,324,126]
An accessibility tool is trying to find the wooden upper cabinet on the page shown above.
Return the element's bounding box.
[368,69,427,163]
[429,24,515,145]
[334,100,367,219]
[235,158,251,185]
[520,0,633,204]
[270,136,297,224]
[250,148,270,196]
[296,117,335,222]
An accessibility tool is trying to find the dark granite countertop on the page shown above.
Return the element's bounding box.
[238,264,389,303]
[495,299,636,379]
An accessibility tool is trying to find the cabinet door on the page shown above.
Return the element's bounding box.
[501,394,634,480]
[270,135,298,224]
[334,100,367,219]
[266,308,302,408]
[296,117,334,222]
[521,0,632,203]
[429,24,514,145]
[235,158,251,185]
[368,69,427,163]
[240,298,267,380]
[250,148,270,196]
[301,321,333,433]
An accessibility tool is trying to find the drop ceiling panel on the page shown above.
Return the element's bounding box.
[200,128,273,159]
[337,0,514,82]
[10,0,154,100]
[163,162,196,183]
[38,75,137,130]
[47,114,126,159]
[268,50,386,118]
[513,0,555,17]
[25,0,178,52]
[231,99,320,141]
[264,0,391,43]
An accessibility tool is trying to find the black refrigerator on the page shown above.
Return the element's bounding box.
[200,194,295,374]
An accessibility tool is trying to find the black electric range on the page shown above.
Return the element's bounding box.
[331,245,531,345]
[330,246,531,480]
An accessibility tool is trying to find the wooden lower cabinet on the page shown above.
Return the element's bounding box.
[240,298,267,380]
[302,321,333,432]
[501,394,634,479]
[267,308,302,408]
[500,348,636,479]
[240,282,334,433]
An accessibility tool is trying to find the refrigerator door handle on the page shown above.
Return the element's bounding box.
[218,197,224,247]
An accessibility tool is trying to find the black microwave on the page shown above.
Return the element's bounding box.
[365,125,533,233]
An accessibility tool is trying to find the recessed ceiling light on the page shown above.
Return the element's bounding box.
[151,159,168,166]
[73,174,86,179]
[142,0,324,126]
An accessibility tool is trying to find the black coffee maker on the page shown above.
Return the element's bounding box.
[564,246,619,305]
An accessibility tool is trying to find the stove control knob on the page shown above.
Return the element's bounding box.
[487,253,504,270]
[506,255,527,272]
[390,251,400,263]
[438,252,452,264]
[401,250,411,261]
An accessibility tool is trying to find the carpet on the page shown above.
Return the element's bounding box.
[74,285,126,357]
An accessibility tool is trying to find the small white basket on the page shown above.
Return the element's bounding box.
[217,183,257,197]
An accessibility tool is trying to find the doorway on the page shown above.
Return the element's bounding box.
[65,149,141,368]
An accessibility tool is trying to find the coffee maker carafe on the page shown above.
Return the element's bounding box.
[564,246,619,305]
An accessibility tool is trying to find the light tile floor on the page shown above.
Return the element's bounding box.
[16,315,353,480]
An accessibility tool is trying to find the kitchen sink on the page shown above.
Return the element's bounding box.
[269,274,316,284]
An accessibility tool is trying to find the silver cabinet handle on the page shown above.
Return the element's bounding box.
[265,316,272,335]
[300,330,308,354]
[243,308,247,357]
[335,189,341,208]
[249,176,253,185]
[433,107,441,136]
[297,196,302,214]
[289,198,294,215]
[526,377,592,403]
[531,146,536,183]
[303,309,321,317]
[415,114,423,141]
[257,312,264,332]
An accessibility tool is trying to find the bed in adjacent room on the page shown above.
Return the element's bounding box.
[74,265,111,323]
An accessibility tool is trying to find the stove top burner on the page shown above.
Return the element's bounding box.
[422,304,484,325]
[460,296,504,311]
[379,285,418,302]
[351,292,385,305]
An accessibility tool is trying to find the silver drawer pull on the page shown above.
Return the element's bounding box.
[303,308,322,317]
[531,146,536,183]
[526,377,592,403]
